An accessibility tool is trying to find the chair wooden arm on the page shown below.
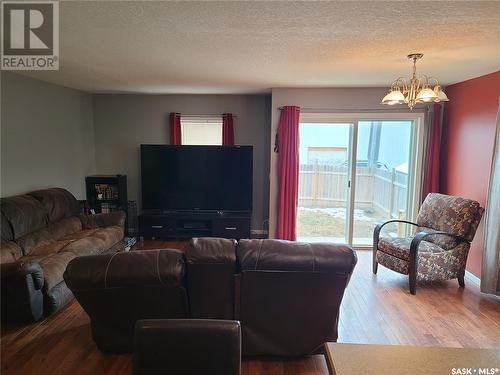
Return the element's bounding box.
[373,220,419,243]
[373,220,419,252]
[410,231,469,256]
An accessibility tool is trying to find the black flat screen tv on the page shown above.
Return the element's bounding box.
[141,145,253,212]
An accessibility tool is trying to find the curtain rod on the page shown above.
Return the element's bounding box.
[180,114,237,118]
[278,106,426,113]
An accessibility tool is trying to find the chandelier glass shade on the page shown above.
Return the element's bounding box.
[382,53,449,110]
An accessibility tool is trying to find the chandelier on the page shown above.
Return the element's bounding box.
[381,53,449,110]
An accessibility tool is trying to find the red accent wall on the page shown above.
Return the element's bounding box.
[441,71,500,278]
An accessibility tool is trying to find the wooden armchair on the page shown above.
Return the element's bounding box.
[373,193,484,294]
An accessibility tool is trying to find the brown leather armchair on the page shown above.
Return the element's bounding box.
[373,193,484,294]
[134,319,241,375]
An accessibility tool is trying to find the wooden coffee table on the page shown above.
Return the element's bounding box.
[324,343,500,375]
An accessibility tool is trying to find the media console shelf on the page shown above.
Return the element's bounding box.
[139,211,251,240]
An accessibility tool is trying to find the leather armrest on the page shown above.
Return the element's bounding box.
[80,211,126,229]
[1,260,44,290]
[64,249,185,291]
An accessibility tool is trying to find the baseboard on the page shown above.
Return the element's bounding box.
[465,270,480,286]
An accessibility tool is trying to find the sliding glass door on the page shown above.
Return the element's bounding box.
[297,113,423,247]
[353,120,414,245]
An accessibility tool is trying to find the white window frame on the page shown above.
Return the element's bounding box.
[180,116,223,145]
[298,111,425,249]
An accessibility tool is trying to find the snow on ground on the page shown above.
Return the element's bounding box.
[299,207,379,222]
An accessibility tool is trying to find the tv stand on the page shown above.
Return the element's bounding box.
[139,210,251,240]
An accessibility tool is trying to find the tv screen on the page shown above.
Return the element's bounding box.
[141,145,253,211]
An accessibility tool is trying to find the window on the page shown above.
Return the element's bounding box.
[180,116,223,145]
[296,112,424,247]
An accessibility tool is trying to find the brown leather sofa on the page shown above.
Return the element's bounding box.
[65,237,357,356]
[1,188,126,322]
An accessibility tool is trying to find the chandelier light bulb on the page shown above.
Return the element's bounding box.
[433,85,450,102]
[381,88,405,105]
[381,54,449,109]
[416,87,439,103]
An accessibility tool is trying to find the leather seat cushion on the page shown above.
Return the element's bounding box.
[61,226,122,244]
[26,226,122,259]
[27,240,74,257]
[91,226,123,248]
[60,229,100,241]
[16,217,82,256]
[62,226,123,257]
[62,237,107,257]
[378,236,445,261]
[48,217,82,241]
[26,227,123,291]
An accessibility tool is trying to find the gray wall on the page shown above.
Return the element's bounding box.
[92,94,271,231]
[1,72,95,198]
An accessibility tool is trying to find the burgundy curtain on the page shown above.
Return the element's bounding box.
[423,103,443,198]
[222,113,235,145]
[170,112,181,145]
[276,106,301,241]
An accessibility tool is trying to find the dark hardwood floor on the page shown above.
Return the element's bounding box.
[1,241,499,374]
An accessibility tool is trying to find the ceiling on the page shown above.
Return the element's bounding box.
[20,1,500,94]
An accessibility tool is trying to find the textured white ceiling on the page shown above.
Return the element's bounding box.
[20,1,500,94]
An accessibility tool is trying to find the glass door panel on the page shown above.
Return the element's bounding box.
[352,120,413,245]
[297,122,353,243]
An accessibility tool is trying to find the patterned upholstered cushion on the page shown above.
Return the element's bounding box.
[378,236,444,261]
[376,251,409,275]
[417,243,470,281]
[376,241,470,281]
[417,193,483,242]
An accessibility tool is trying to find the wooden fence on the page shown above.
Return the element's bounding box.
[298,163,408,218]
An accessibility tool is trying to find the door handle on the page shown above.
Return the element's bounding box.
[225,227,237,230]
[151,225,163,229]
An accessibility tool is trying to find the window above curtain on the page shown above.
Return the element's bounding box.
[180,116,223,145]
